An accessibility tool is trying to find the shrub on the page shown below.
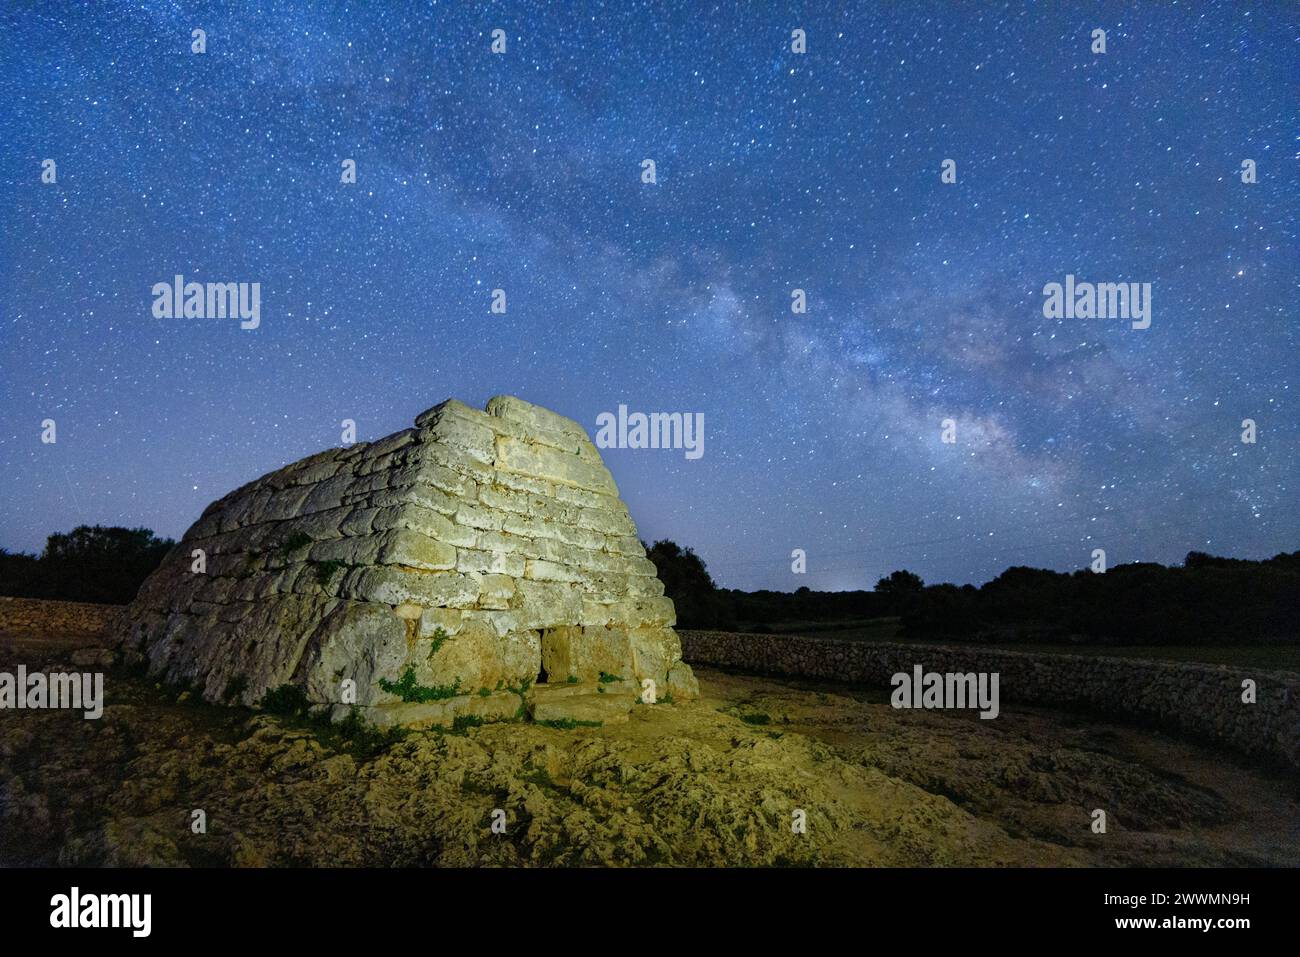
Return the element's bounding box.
[260,683,311,717]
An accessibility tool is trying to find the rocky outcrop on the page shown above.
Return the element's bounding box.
[680,631,1300,770]
[122,396,696,726]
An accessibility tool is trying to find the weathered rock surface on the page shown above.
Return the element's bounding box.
[121,396,695,724]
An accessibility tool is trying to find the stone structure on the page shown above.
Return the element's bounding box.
[680,630,1300,770]
[122,396,697,727]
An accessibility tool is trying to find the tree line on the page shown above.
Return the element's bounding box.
[645,540,1300,646]
[0,525,175,605]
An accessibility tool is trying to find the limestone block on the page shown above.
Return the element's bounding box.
[308,535,383,568]
[354,450,397,477]
[454,608,517,639]
[501,512,558,542]
[364,427,419,459]
[542,625,632,682]
[626,575,666,598]
[666,662,700,699]
[339,507,379,536]
[293,506,351,540]
[357,691,519,730]
[290,453,349,486]
[455,548,526,578]
[513,579,582,629]
[301,600,419,706]
[454,503,503,531]
[403,481,463,516]
[187,513,222,540]
[605,534,647,556]
[421,410,497,463]
[259,485,314,523]
[495,435,617,495]
[628,626,677,687]
[342,567,479,608]
[531,687,634,725]
[477,573,516,610]
[523,559,584,584]
[376,528,457,571]
[553,523,607,551]
[491,470,556,499]
[551,483,624,512]
[404,461,473,498]
[372,503,475,547]
[573,505,637,537]
[477,484,531,515]
[413,398,479,428]
[486,394,588,440]
[473,528,529,556]
[413,617,500,689]
[527,494,573,524]
[419,607,465,637]
[301,475,356,514]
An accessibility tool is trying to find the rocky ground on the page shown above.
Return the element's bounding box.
[2,630,1297,867]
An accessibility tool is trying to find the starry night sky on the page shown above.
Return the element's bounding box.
[1,1,1296,591]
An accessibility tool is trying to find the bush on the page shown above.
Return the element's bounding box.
[259,683,312,717]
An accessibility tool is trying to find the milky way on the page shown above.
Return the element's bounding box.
[1,1,1295,590]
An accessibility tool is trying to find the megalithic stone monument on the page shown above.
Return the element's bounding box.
[122,396,698,727]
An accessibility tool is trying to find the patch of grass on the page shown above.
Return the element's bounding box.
[327,707,409,761]
[566,674,579,684]
[739,712,771,726]
[255,686,407,760]
[537,718,603,730]
[659,692,675,704]
[477,686,491,697]
[378,667,461,703]
[501,676,535,721]
[425,627,449,658]
[451,714,485,734]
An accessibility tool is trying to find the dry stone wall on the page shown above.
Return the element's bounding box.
[122,395,697,725]
[680,630,1300,770]
[0,597,121,638]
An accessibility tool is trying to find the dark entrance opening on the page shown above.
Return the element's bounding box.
[536,627,560,686]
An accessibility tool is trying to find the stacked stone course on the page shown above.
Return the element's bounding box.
[0,597,122,638]
[123,395,697,725]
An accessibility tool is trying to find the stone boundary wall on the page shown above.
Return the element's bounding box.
[0,597,121,638]
[679,630,1300,770]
